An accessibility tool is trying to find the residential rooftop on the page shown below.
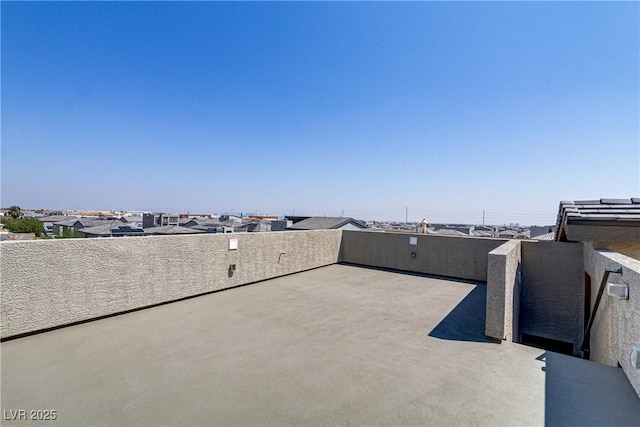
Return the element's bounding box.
[556,198,640,243]
[1,199,639,425]
[286,216,367,231]
[2,264,638,426]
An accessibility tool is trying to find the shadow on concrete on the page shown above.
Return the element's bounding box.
[542,351,640,426]
[428,285,493,343]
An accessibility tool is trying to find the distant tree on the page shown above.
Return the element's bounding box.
[2,217,43,236]
[7,205,22,219]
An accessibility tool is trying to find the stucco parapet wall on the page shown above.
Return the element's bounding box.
[584,246,640,397]
[485,240,521,341]
[340,230,508,282]
[0,230,342,339]
[487,239,521,256]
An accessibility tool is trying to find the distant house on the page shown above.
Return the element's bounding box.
[219,215,243,223]
[179,218,197,227]
[530,226,555,239]
[473,225,496,237]
[144,225,205,235]
[432,229,468,237]
[498,230,519,239]
[143,213,179,228]
[269,220,288,231]
[179,213,212,220]
[286,217,367,231]
[434,225,475,235]
[122,215,143,227]
[237,221,269,233]
[191,224,224,233]
[245,215,280,221]
[284,216,312,225]
[233,220,287,233]
[77,223,145,238]
[472,230,495,238]
[53,217,106,237]
[179,218,209,227]
[40,215,75,236]
[531,232,555,241]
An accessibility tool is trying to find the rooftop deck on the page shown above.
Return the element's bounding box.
[2,264,638,426]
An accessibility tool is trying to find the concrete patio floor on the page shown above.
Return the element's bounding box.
[1,264,638,426]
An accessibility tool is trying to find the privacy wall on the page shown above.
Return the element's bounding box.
[485,240,521,342]
[1,230,342,339]
[583,246,640,397]
[340,231,507,281]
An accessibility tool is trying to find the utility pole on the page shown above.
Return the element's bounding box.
[406,207,408,223]
[483,210,485,227]
[341,209,344,218]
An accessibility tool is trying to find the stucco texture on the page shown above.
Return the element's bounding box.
[485,240,521,342]
[583,245,640,397]
[0,230,342,339]
[340,231,507,281]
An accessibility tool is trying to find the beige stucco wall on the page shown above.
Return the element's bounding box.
[0,230,342,339]
[583,244,640,397]
[519,241,584,354]
[485,240,521,342]
[340,231,507,281]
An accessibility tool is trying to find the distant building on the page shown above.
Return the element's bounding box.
[270,220,288,231]
[122,215,143,227]
[143,213,179,228]
[284,216,311,224]
[286,217,367,231]
[53,217,107,237]
[191,224,226,233]
[245,215,280,221]
[498,230,519,239]
[39,215,75,236]
[179,213,212,219]
[238,221,272,233]
[433,225,475,236]
[179,218,203,227]
[219,215,243,223]
[77,223,145,238]
[530,226,555,239]
[144,225,205,235]
[236,220,287,233]
[532,232,555,241]
[431,229,468,237]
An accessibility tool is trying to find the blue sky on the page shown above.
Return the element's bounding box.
[2,1,638,224]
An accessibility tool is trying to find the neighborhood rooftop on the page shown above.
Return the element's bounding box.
[286,216,368,230]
